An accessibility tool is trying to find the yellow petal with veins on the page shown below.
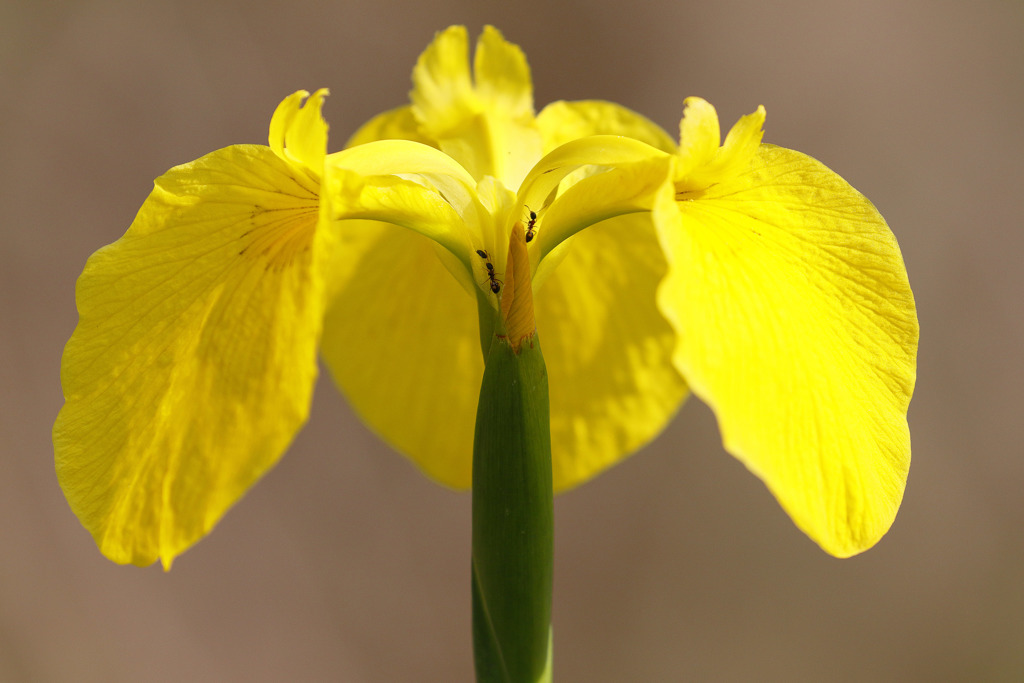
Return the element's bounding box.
[54,144,329,568]
[657,143,918,556]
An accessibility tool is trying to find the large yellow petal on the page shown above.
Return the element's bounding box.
[535,213,689,490]
[320,221,482,489]
[54,144,328,567]
[657,144,918,557]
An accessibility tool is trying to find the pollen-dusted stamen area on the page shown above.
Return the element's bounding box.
[238,202,318,271]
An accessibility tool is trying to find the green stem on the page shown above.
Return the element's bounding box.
[471,334,554,683]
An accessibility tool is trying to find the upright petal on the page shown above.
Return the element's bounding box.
[675,97,765,192]
[675,97,722,177]
[410,25,476,137]
[54,141,329,567]
[410,25,542,187]
[657,144,918,556]
[473,25,534,125]
[269,88,330,175]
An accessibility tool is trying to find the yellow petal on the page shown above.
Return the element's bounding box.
[320,221,482,489]
[657,144,918,557]
[54,144,328,567]
[528,155,675,286]
[323,140,481,278]
[410,25,476,137]
[410,25,542,187]
[675,97,765,192]
[535,213,689,490]
[515,135,674,286]
[537,100,677,154]
[473,25,534,123]
[345,105,433,148]
[676,96,721,175]
[268,88,329,174]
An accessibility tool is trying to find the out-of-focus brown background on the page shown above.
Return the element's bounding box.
[2,0,1022,680]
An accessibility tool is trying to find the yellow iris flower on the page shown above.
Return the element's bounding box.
[54,25,917,569]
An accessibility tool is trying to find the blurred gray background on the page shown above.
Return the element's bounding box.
[2,1,1022,680]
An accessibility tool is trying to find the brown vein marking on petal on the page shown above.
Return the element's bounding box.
[238,202,318,272]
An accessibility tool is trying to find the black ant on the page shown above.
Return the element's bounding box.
[524,207,539,243]
[475,249,502,294]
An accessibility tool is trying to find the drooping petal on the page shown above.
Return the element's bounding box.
[410,25,542,187]
[320,221,483,489]
[536,100,677,154]
[54,143,329,568]
[656,144,918,557]
[535,213,689,490]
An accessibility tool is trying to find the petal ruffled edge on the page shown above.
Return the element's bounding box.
[319,221,483,489]
[409,25,542,188]
[675,97,765,192]
[269,88,330,176]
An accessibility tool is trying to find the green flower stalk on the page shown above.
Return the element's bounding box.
[53,24,919,680]
[472,226,553,681]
